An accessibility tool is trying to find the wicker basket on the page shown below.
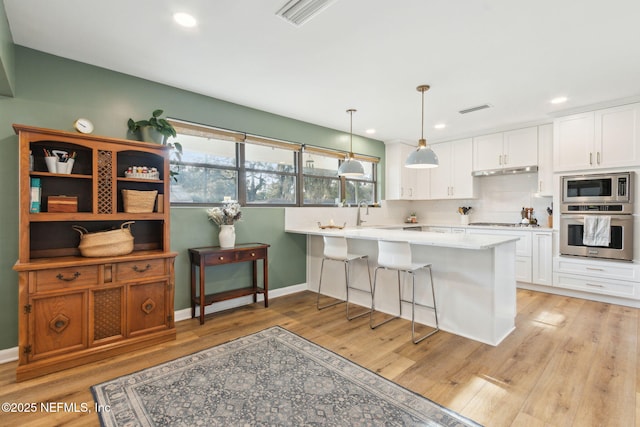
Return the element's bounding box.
[72,221,134,257]
[122,189,158,213]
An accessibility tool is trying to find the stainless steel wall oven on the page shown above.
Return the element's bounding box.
[560,172,634,261]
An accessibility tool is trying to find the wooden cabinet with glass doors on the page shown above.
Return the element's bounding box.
[12,124,177,381]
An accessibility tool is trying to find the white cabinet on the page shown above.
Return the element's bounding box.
[429,138,474,199]
[466,228,532,282]
[473,127,538,172]
[554,103,640,172]
[532,232,552,285]
[385,142,429,200]
[536,124,554,196]
[553,256,640,299]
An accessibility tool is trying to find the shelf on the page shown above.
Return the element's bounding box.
[29,212,167,221]
[118,177,164,184]
[30,171,92,179]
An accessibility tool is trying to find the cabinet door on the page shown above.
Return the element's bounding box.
[450,138,474,198]
[503,127,538,168]
[385,143,404,200]
[28,291,87,361]
[532,233,552,286]
[596,103,640,168]
[429,142,451,199]
[553,112,594,172]
[473,132,503,171]
[128,281,169,336]
[385,143,418,199]
[91,286,125,345]
[536,124,554,196]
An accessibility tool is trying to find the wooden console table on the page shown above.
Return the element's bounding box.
[189,243,270,324]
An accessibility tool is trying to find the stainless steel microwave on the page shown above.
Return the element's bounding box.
[561,172,632,213]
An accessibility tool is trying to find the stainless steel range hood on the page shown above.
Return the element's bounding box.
[472,165,538,177]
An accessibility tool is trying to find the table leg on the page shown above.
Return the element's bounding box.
[190,261,196,319]
[263,255,269,308]
[252,260,258,303]
[199,261,206,325]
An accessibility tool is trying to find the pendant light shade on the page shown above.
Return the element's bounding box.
[338,109,365,177]
[405,85,439,169]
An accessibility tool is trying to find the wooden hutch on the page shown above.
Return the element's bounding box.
[13,124,177,381]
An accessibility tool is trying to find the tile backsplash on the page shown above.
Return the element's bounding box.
[386,172,553,226]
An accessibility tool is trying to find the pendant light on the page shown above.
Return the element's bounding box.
[405,85,439,168]
[337,108,365,177]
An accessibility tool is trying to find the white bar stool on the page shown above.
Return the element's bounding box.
[370,240,439,344]
[317,235,373,320]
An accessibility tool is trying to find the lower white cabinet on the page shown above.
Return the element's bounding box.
[553,256,640,300]
[532,232,553,285]
[465,228,534,283]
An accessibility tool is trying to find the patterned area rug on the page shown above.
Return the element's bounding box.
[91,326,481,426]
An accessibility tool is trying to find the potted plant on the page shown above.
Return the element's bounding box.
[127,109,183,181]
[128,109,177,144]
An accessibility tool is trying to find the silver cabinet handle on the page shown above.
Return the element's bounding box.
[503,154,508,165]
[589,152,593,165]
[586,283,604,288]
[597,152,601,165]
[586,267,604,271]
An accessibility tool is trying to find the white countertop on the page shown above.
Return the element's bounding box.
[285,226,520,250]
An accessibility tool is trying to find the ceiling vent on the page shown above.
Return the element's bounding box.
[459,104,491,114]
[276,0,338,26]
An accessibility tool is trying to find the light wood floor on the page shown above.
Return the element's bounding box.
[0,289,638,426]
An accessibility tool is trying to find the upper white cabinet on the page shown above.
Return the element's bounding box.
[473,127,538,172]
[385,142,429,200]
[554,103,640,172]
[536,123,554,196]
[430,138,475,199]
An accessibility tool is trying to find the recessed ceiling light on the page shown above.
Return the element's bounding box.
[434,123,446,129]
[365,129,376,134]
[550,96,568,104]
[174,12,197,28]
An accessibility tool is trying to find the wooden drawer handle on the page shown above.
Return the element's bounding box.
[56,272,81,282]
[132,264,152,273]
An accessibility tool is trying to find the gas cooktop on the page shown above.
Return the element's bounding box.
[469,222,540,228]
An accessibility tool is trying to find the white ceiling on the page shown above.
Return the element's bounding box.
[4,0,640,144]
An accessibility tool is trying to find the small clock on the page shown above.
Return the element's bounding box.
[73,118,94,134]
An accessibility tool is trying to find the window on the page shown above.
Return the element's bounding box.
[243,135,299,205]
[168,121,244,204]
[168,119,378,206]
[302,148,341,205]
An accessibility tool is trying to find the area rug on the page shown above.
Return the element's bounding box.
[91,326,481,426]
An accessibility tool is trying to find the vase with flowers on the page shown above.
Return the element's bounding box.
[207,201,242,248]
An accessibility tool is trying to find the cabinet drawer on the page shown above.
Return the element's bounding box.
[236,248,267,262]
[116,259,166,281]
[554,257,639,281]
[204,248,267,265]
[34,265,99,292]
[554,273,636,299]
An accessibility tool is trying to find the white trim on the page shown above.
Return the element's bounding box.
[0,284,309,363]
[0,346,18,364]
[175,283,308,322]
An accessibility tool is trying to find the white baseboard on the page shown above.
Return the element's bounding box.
[0,283,309,365]
[0,347,18,365]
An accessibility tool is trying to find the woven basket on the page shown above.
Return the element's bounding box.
[73,221,134,257]
[122,189,158,213]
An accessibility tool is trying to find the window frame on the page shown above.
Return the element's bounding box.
[168,119,379,207]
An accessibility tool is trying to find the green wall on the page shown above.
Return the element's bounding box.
[0,46,385,351]
[0,1,14,96]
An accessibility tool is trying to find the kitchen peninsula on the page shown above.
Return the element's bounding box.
[285,224,519,346]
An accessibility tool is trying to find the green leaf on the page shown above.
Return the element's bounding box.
[152,109,163,118]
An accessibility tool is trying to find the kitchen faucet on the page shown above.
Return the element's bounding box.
[357,201,369,226]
